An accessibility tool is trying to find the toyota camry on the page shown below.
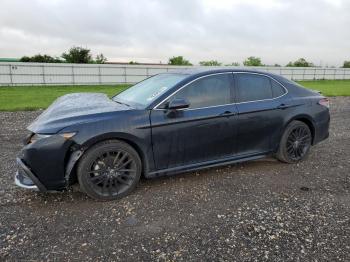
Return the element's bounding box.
[15,69,330,200]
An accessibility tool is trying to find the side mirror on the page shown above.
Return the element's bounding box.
[167,98,190,110]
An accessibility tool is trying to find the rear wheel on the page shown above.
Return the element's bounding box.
[77,140,141,200]
[276,121,312,163]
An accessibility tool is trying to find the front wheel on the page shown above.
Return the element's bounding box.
[276,120,312,163]
[77,140,142,201]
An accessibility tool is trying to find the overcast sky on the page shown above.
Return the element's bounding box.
[0,0,349,66]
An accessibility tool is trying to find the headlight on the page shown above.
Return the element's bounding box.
[29,134,52,144]
[29,132,76,144]
[59,132,77,139]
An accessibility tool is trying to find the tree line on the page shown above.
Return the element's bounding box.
[19,48,350,68]
[168,56,350,68]
[20,47,107,64]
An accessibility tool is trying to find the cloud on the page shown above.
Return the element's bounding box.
[0,0,349,66]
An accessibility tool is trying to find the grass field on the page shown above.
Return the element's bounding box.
[0,85,129,111]
[297,80,350,97]
[0,80,349,111]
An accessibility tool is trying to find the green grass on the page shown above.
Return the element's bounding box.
[0,80,349,111]
[297,80,350,96]
[0,85,130,111]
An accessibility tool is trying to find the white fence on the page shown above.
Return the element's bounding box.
[1,62,350,86]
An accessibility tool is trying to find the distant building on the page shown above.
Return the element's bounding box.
[0,58,20,62]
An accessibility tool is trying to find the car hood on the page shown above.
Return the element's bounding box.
[28,93,131,134]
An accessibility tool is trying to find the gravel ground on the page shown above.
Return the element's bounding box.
[0,97,349,261]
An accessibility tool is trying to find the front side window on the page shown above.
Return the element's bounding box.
[113,73,188,107]
[167,73,232,109]
[235,74,273,102]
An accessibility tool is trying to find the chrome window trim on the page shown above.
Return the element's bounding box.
[153,71,288,111]
[233,72,288,104]
[153,72,233,110]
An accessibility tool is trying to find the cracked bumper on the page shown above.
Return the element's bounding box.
[15,158,47,192]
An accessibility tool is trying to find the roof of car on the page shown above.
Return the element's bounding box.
[168,67,278,78]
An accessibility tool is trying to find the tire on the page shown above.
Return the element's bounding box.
[276,120,312,163]
[77,140,142,201]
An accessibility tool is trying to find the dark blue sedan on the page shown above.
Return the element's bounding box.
[15,69,330,200]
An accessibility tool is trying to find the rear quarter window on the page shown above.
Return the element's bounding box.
[271,79,286,98]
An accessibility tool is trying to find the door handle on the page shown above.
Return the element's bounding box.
[276,103,289,110]
[219,111,236,117]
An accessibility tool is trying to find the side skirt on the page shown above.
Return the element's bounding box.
[147,152,270,178]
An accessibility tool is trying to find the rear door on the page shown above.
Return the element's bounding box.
[234,73,287,156]
[150,73,238,170]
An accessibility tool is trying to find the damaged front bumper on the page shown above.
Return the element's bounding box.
[15,158,47,191]
[14,133,78,192]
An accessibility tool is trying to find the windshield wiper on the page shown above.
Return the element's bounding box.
[114,100,131,107]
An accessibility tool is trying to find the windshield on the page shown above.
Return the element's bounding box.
[113,73,188,107]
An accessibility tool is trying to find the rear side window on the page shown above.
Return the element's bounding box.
[271,80,286,97]
[235,74,272,102]
[170,73,232,109]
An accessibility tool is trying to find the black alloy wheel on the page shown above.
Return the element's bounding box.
[276,120,312,163]
[77,140,141,200]
[286,126,312,161]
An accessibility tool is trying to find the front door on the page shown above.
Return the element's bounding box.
[150,73,238,170]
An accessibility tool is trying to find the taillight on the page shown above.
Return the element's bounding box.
[318,98,330,108]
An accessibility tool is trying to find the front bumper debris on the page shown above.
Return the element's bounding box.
[14,158,47,192]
